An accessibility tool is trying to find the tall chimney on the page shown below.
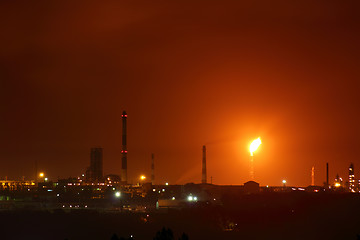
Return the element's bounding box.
[311,166,315,186]
[151,153,155,185]
[121,111,128,183]
[202,145,207,184]
[326,162,329,188]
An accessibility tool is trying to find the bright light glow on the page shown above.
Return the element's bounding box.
[249,137,262,156]
[172,197,175,200]
[334,182,341,187]
[39,172,44,177]
[282,180,286,184]
[165,182,169,186]
[187,195,197,202]
[140,175,146,180]
[115,191,121,198]
[44,178,48,181]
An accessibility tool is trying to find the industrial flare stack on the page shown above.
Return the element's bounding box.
[202,145,207,184]
[121,111,128,183]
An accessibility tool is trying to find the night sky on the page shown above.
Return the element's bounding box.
[1,1,360,186]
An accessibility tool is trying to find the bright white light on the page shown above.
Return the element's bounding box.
[115,191,121,198]
[172,197,175,200]
[165,182,169,186]
[187,195,198,202]
[153,189,156,192]
[282,180,287,184]
[44,178,48,181]
[162,189,165,192]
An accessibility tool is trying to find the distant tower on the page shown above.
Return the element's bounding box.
[121,111,128,183]
[311,166,315,186]
[326,163,329,188]
[202,145,207,184]
[151,153,155,185]
[89,147,103,182]
[349,163,355,192]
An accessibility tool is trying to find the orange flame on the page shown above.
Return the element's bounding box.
[250,137,262,156]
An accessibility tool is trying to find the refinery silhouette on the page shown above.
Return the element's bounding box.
[0,112,359,240]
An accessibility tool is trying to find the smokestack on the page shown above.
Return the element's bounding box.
[151,153,155,185]
[35,160,38,186]
[121,111,128,183]
[326,162,329,188]
[202,145,207,184]
[311,166,315,186]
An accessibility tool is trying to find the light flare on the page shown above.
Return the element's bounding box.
[249,137,262,156]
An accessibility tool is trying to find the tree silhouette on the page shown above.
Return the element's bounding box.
[110,233,120,240]
[153,227,174,240]
[179,232,189,240]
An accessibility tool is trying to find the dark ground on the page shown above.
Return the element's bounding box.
[0,192,359,240]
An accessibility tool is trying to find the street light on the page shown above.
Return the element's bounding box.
[115,191,121,198]
[39,172,46,182]
[139,175,146,186]
[282,179,287,187]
